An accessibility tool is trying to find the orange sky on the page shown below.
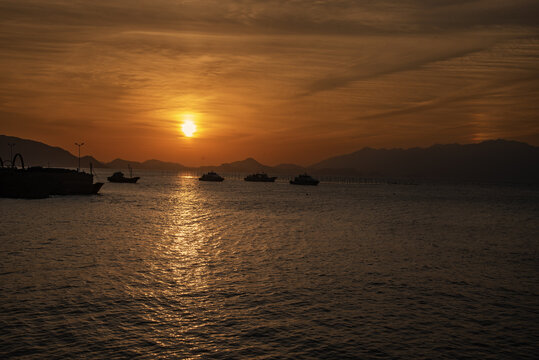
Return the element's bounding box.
[1,0,538,166]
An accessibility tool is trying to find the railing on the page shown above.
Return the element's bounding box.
[11,153,25,169]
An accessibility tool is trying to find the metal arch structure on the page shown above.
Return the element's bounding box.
[11,153,25,169]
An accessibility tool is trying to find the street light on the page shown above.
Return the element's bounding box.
[75,142,84,171]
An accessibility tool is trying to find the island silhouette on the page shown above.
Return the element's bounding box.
[1,135,538,183]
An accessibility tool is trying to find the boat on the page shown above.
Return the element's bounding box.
[199,171,224,182]
[0,154,104,198]
[107,171,139,183]
[107,164,139,183]
[290,173,319,185]
[244,173,277,182]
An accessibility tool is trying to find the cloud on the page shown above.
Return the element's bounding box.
[2,1,538,37]
[1,0,538,164]
[299,43,491,97]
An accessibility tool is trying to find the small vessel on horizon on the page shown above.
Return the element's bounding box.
[244,173,277,182]
[290,173,319,186]
[107,164,140,183]
[199,171,224,182]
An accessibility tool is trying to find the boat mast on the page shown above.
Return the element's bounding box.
[75,142,84,172]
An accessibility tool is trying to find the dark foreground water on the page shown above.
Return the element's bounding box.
[1,172,538,359]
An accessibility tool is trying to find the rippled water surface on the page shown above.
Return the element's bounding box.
[1,173,538,359]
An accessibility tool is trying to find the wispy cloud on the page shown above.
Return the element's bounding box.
[299,42,492,97]
[0,0,538,164]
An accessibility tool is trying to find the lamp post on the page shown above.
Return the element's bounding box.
[8,143,15,162]
[75,142,84,171]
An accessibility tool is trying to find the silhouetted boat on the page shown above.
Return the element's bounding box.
[290,173,319,185]
[108,171,139,183]
[244,173,277,182]
[0,154,104,198]
[199,171,224,182]
[108,164,139,183]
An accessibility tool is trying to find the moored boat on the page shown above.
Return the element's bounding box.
[244,173,277,182]
[107,171,140,183]
[0,154,104,198]
[108,164,139,183]
[199,171,224,182]
[290,173,319,185]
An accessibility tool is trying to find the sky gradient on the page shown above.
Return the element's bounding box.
[1,0,538,166]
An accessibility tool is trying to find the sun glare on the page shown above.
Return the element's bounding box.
[181,119,197,137]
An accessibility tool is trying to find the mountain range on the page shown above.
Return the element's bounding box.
[1,135,538,183]
[311,140,539,182]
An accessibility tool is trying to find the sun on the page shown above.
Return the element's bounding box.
[181,119,197,137]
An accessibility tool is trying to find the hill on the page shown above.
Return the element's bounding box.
[311,139,539,182]
[2,135,537,182]
[0,135,189,171]
[200,158,275,173]
[0,135,105,168]
[199,158,308,174]
[107,158,188,171]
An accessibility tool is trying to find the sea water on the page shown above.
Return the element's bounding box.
[1,172,538,359]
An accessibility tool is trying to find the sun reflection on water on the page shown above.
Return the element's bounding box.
[137,174,223,350]
[162,176,214,289]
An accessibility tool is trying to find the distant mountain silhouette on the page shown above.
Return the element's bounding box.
[311,139,539,182]
[0,135,189,171]
[2,135,537,182]
[0,135,105,168]
[199,158,307,175]
[200,157,274,173]
[107,158,187,171]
